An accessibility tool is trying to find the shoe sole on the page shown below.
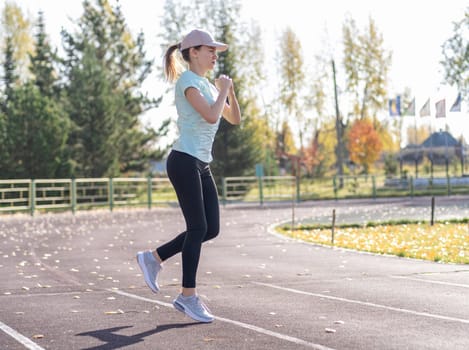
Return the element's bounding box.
[136,253,159,293]
[173,300,214,323]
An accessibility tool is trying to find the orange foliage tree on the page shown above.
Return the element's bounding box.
[347,118,383,173]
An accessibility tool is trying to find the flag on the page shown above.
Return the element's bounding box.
[419,98,430,117]
[435,99,446,118]
[450,93,461,112]
[388,96,401,116]
[403,98,415,116]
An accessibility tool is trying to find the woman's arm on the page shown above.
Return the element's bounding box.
[222,87,241,125]
[184,75,233,124]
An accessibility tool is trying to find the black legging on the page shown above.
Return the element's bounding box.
[156,150,220,288]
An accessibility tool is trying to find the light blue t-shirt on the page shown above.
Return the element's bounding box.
[172,70,221,163]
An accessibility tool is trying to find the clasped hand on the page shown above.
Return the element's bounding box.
[215,74,232,92]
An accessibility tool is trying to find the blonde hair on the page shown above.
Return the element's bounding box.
[163,44,201,82]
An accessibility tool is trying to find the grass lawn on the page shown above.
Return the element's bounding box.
[278,219,469,264]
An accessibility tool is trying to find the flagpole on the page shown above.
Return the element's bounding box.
[445,126,449,177]
[399,116,403,178]
[429,118,434,180]
[414,114,419,177]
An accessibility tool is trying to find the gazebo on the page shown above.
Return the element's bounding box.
[399,131,467,177]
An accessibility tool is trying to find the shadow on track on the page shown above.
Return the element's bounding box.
[76,322,201,350]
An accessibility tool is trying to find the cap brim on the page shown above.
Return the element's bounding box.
[211,42,228,52]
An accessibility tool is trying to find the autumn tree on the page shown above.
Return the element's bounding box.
[278,27,307,157]
[317,117,340,175]
[276,121,298,174]
[347,118,382,174]
[342,16,391,120]
[303,54,329,176]
[0,1,33,81]
[406,124,431,146]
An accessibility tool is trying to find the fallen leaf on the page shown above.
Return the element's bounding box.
[105,309,124,315]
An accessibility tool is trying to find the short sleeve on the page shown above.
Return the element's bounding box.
[177,71,199,96]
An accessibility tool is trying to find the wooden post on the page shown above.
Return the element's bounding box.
[430,196,435,226]
[331,209,336,245]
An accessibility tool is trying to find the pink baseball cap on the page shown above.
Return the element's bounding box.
[180,29,228,52]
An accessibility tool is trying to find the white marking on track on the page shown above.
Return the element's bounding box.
[110,289,336,350]
[254,282,469,325]
[391,275,469,288]
[0,320,45,350]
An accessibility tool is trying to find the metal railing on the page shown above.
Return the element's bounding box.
[1,174,468,216]
[0,177,175,215]
[221,176,296,204]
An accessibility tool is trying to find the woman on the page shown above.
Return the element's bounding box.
[137,29,241,323]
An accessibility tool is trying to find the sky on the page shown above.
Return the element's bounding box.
[8,0,469,144]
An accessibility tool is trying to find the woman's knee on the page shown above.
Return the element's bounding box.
[204,225,219,241]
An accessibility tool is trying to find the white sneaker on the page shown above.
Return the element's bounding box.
[173,294,214,323]
[136,251,161,293]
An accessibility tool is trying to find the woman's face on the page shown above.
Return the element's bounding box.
[192,45,218,70]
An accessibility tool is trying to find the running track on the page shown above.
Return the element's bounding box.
[1,196,468,349]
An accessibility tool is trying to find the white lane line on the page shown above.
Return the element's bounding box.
[110,289,336,350]
[254,282,469,325]
[391,275,469,288]
[0,320,45,350]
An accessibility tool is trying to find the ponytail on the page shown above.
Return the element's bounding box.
[163,43,201,82]
[163,43,185,83]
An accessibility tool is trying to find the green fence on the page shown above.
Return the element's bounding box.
[1,174,468,215]
[222,176,296,204]
[0,177,175,215]
[328,175,469,199]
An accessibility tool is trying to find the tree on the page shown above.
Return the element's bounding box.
[159,0,269,178]
[441,8,469,100]
[275,121,298,174]
[347,118,382,174]
[0,16,69,179]
[62,0,163,177]
[64,43,118,177]
[406,124,430,146]
[278,27,307,156]
[211,4,267,178]
[0,35,18,176]
[1,35,17,110]
[29,11,58,97]
[0,1,33,81]
[304,54,330,177]
[4,83,70,178]
[342,16,391,120]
